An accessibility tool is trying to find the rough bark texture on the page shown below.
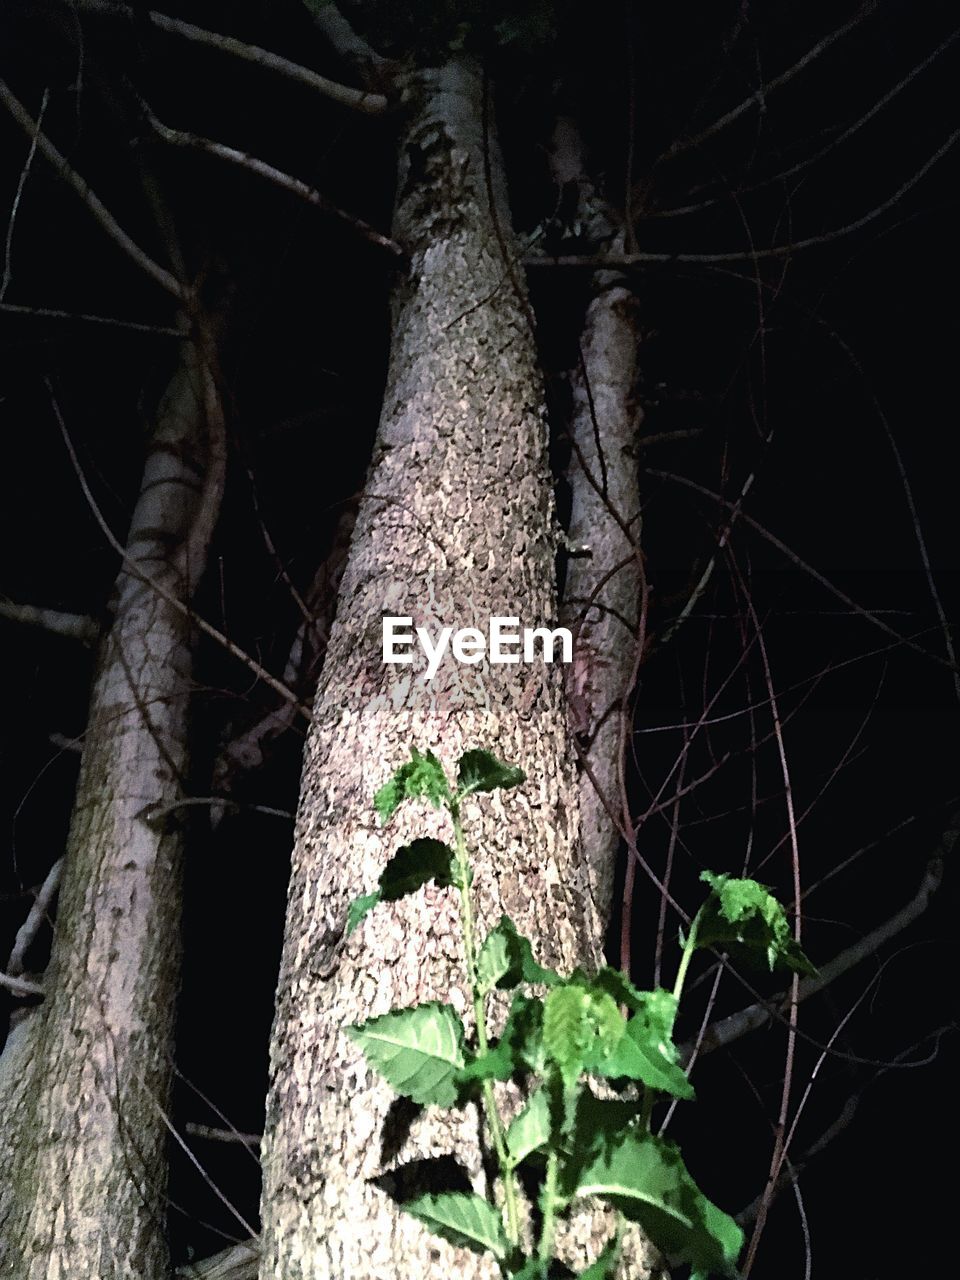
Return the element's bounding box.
[0,336,224,1279]
[257,59,659,1280]
[562,276,643,928]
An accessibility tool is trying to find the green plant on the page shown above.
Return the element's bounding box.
[345,747,814,1278]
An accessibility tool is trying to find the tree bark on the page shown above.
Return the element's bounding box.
[0,333,224,1279]
[563,272,643,930]
[256,58,641,1280]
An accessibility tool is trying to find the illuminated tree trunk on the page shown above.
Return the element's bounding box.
[257,58,659,1280]
[0,334,224,1280]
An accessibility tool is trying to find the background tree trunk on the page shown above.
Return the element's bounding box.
[256,58,643,1280]
[563,271,643,931]
[0,334,224,1279]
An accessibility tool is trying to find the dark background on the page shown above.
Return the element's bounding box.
[1,2,958,1275]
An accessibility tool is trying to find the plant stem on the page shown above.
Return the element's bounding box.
[672,903,704,1002]
[537,1149,560,1262]
[451,805,521,1249]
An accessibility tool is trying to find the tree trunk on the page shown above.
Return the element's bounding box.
[0,333,224,1279]
[257,58,625,1279]
[563,271,643,930]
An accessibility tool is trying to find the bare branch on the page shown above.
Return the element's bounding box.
[6,857,64,978]
[185,1123,261,1148]
[693,836,951,1059]
[305,1,393,80]
[0,971,44,998]
[75,1,389,114]
[143,107,404,259]
[649,26,960,220]
[528,125,960,268]
[0,601,100,643]
[0,80,185,299]
[1,85,48,303]
[176,1242,259,1280]
[0,300,187,336]
[665,1,880,160]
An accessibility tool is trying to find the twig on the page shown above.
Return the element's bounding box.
[185,1123,261,1148]
[0,301,187,336]
[691,843,950,1059]
[1,85,48,303]
[7,857,64,978]
[663,2,880,160]
[143,107,404,259]
[527,125,960,269]
[75,1,389,114]
[0,80,184,299]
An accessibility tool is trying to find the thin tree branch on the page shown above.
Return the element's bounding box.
[0,80,185,299]
[0,300,188,336]
[0,971,44,997]
[176,1242,259,1280]
[185,1123,261,1148]
[143,107,404,259]
[75,1,389,114]
[6,858,64,978]
[664,1,880,160]
[0,601,100,643]
[304,0,393,79]
[528,125,960,268]
[1,85,48,303]
[692,838,951,1059]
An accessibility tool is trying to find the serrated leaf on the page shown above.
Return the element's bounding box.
[543,984,626,1083]
[457,748,525,797]
[574,1131,743,1275]
[346,1002,465,1107]
[506,1087,552,1167]
[594,988,692,1099]
[374,748,452,822]
[346,891,381,936]
[699,871,816,976]
[477,916,560,993]
[403,1191,507,1259]
[586,966,649,1013]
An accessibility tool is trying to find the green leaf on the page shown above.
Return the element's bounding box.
[699,871,816,976]
[586,966,649,1013]
[509,1261,549,1280]
[346,891,381,936]
[595,988,693,1100]
[477,916,560,993]
[346,1002,465,1107]
[574,1131,743,1275]
[506,1087,552,1167]
[403,1191,507,1260]
[374,748,452,822]
[576,1238,622,1279]
[543,984,626,1083]
[456,748,525,798]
